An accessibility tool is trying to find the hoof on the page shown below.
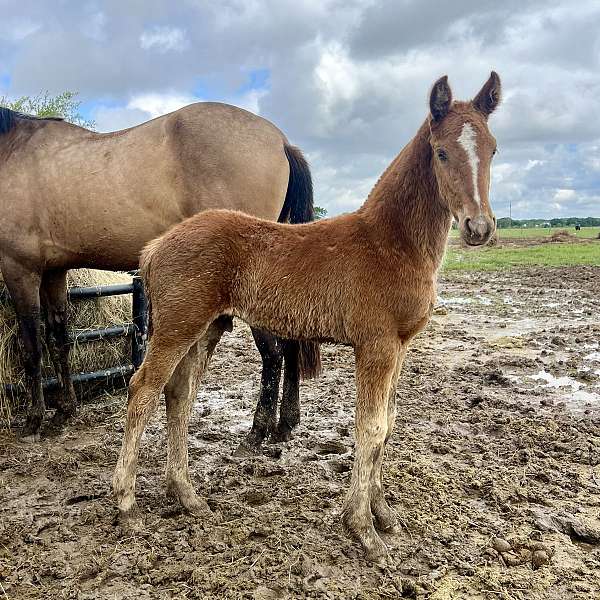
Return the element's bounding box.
[233,441,261,458]
[360,528,389,563]
[167,482,212,518]
[19,431,41,443]
[20,416,43,442]
[51,408,75,428]
[270,425,293,444]
[118,509,143,532]
[372,502,398,533]
[183,496,211,518]
[365,540,390,566]
[342,510,388,563]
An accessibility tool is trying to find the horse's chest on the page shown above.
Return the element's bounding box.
[395,284,436,338]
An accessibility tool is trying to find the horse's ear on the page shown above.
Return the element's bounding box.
[473,71,501,117]
[429,75,452,123]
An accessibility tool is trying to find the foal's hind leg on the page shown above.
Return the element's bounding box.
[113,338,192,516]
[272,340,300,443]
[235,328,283,455]
[40,270,77,426]
[164,319,227,515]
[370,344,408,533]
[343,338,398,562]
[1,257,44,441]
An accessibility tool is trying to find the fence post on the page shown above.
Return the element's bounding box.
[132,275,148,369]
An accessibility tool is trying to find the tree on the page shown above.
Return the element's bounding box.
[0,90,95,130]
[314,206,328,219]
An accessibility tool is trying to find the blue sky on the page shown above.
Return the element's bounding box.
[1,1,599,219]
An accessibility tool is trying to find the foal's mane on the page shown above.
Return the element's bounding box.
[0,106,64,136]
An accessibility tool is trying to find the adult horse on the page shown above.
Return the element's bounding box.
[114,72,500,561]
[0,103,320,442]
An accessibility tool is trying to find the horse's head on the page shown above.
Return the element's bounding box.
[428,72,501,246]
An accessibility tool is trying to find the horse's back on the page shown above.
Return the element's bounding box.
[0,103,290,270]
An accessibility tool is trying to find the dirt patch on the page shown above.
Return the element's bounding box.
[1,265,600,599]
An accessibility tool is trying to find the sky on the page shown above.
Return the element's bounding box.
[1,0,599,219]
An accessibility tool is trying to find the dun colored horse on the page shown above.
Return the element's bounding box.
[114,73,501,560]
[0,103,319,442]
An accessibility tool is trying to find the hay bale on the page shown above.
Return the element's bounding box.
[0,269,132,423]
[546,229,576,243]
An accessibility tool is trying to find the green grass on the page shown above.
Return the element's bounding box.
[449,226,600,239]
[443,240,600,271]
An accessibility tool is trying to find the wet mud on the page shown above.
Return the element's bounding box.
[1,265,599,599]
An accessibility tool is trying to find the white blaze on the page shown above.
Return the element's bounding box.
[457,122,480,206]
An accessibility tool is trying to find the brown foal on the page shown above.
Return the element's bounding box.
[113,72,501,560]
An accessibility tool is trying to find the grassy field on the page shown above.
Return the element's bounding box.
[449,226,600,239]
[444,238,600,271]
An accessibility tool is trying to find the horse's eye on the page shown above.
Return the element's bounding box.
[437,149,448,162]
[492,148,497,157]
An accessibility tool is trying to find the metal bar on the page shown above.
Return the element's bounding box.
[3,364,134,395]
[2,276,141,396]
[131,275,148,369]
[68,283,133,299]
[69,324,134,344]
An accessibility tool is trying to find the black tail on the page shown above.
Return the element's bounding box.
[279,144,315,224]
[279,143,322,379]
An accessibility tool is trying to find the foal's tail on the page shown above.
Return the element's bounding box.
[138,237,163,340]
[279,143,322,379]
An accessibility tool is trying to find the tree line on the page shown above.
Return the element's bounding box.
[497,217,600,228]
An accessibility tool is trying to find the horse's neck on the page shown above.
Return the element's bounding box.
[359,121,452,270]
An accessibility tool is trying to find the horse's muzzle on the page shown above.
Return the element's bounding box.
[460,215,495,246]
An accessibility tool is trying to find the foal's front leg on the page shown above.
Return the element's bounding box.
[343,339,398,561]
[370,344,407,532]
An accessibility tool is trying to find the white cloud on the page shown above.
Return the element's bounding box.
[128,92,197,118]
[554,189,576,201]
[82,11,107,42]
[139,26,188,53]
[93,88,265,132]
[0,18,40,42]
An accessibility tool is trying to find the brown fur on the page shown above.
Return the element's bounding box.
[113,74,501,561]
[0,102,318,440]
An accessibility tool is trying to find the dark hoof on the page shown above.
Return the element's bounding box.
[51,408,75,428]
[20,419,42,443]
[233,441,261,458]
[270,425,293,443]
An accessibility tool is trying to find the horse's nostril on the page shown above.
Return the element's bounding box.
[465,216,491,240]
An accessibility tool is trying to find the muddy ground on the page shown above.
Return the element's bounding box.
[1,265,600,599]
